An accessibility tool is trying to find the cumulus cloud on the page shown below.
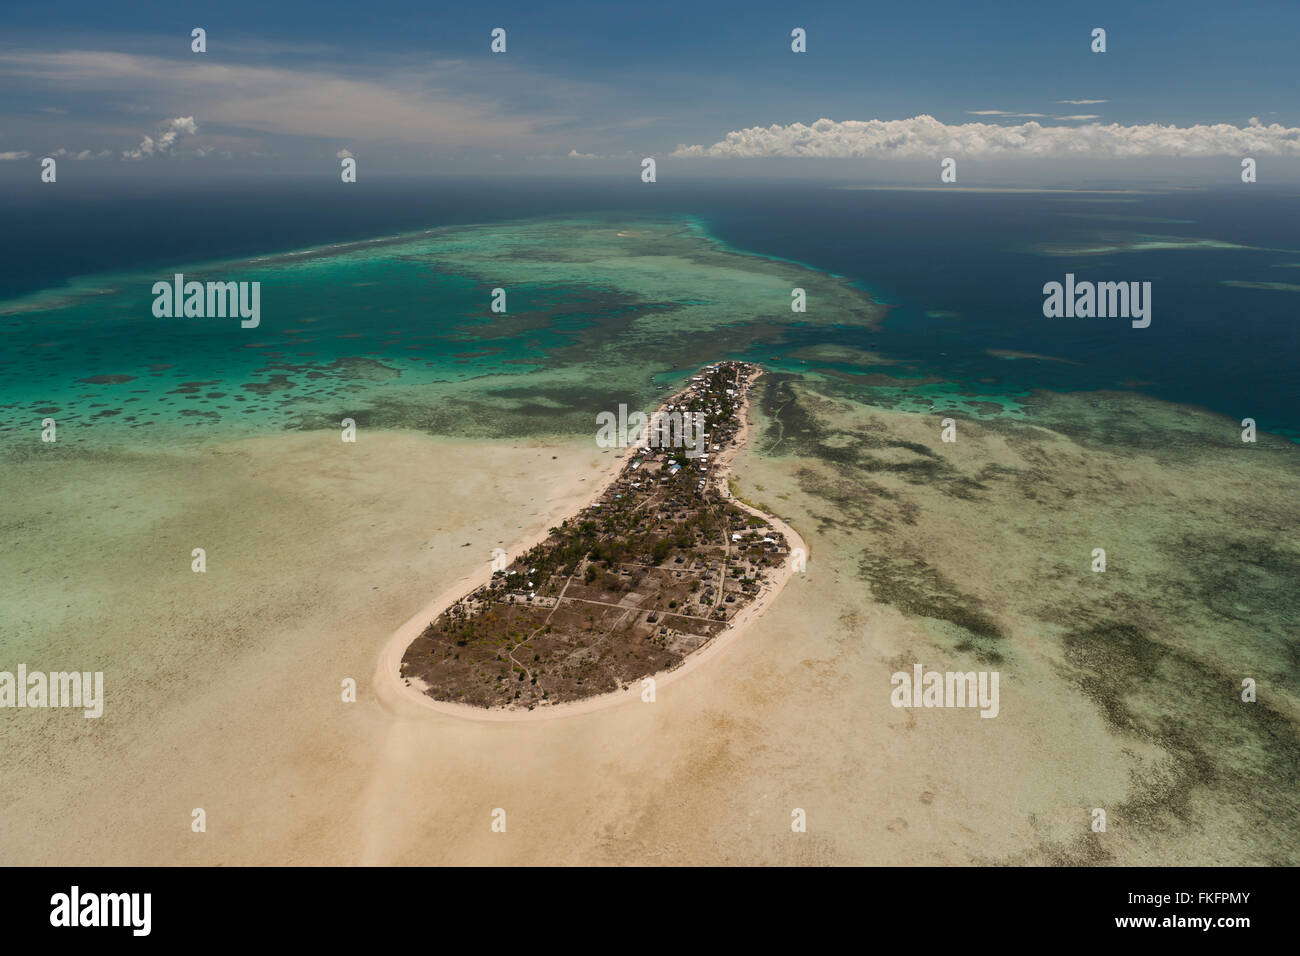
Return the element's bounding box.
[336,147,353,158]
[1056,99,1108,105]
[123,115,198,159]
[671,115,1300,159]
[158,116,197,148]
[0,150,31,160]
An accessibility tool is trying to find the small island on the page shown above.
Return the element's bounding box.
[398,362,802,713]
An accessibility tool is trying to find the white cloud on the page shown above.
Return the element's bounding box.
[970,104,1106,122]
[123,116,198,159]
[336,147,353,158]
[1056,99,1109,105]
[0,150,31,160]
[50,148,112,159]
[158,115,197,148]
[563,148,634,160]
[123,136,154,159]
[672,115,1300,159]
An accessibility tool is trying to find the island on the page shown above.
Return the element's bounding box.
[395,362,805,714]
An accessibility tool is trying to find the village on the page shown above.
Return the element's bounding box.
[400,361,792,710]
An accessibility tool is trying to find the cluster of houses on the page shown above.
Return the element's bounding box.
[615,362,754,502]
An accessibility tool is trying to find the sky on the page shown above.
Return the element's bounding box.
[2,0,1300,184]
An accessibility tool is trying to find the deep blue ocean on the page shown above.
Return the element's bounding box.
[4,177,1297,436]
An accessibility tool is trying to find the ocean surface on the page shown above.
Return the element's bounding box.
[3,178,1298,440]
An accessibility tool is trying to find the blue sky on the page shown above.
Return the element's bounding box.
[2,0,1299,181]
